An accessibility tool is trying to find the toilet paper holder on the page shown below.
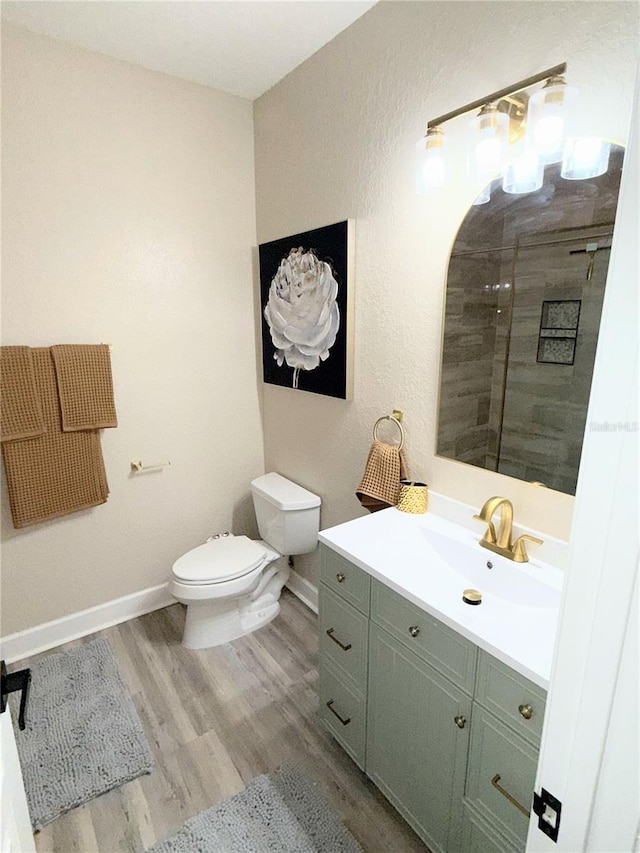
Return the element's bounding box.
[131,460,171,472]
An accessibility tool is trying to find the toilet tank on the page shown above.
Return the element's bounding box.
[250,473,321,555]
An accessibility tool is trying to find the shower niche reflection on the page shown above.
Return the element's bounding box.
[437,145,624,495]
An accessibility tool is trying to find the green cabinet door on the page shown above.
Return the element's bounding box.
[464,703,538,850]
[367,624,472,853]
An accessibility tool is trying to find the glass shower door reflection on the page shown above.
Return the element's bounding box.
[497,234,611,494]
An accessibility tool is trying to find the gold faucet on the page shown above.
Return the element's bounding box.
[473,496,543,562]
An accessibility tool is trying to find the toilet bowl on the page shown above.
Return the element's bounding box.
[170,473,321,649]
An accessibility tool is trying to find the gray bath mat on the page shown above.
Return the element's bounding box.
[150,766,362,852]
[10,637,154,830]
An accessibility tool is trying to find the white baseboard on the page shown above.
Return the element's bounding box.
[285,570,318,614]
[1,573,317,664]
[0,583,174,663]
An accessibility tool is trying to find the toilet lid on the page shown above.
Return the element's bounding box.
[172,536,267,584]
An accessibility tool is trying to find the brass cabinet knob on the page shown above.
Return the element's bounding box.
[518,703,533,720]
[336,573,346,583]
[408,625,420,638]
[454,715,466,729]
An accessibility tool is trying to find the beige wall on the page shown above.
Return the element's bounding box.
[1,3,637,634]
[254,1,638,584]
[1,25,265,634]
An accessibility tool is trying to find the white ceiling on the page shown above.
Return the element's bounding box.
[1,1,377,100]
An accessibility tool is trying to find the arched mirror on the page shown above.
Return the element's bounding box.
[436,144,624,495]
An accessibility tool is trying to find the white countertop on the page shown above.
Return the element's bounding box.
[318,507,564,689]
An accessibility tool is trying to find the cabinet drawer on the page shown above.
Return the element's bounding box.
[465,703,538,850]
[475,651,547,746]
[319,585,369,693]
[318,662,366,770]
[319,544,371,614]
[460,802,519,853]
[371,579,477,694]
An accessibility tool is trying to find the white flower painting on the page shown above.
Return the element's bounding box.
[259,221,354,400]
[263,247,340,389]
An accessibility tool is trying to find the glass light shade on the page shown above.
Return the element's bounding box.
[470,104,509,181]
[472,184,491,205]
[527,76,578,164]
[415,128,445,193]
[561,138,611,180]
[503,150,544,194]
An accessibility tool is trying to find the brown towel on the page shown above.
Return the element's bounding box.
[0,346,46,442]
[356,439,408,513]
[2,348,109,528]
[51,344,117,431]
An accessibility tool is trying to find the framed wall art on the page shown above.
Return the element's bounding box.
[258,220,355,400]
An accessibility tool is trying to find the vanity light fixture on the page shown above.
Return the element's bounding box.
[416,62,610,199]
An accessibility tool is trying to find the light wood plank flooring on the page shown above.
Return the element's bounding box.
[18,591,428,852]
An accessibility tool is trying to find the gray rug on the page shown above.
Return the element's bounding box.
[150,766,362,852]
[11,637,154,830]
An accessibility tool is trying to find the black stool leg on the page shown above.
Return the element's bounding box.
[1,661,32,731]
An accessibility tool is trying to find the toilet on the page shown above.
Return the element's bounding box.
[170,472,321,649]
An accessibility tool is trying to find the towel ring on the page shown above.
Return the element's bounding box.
[373,415,405,450]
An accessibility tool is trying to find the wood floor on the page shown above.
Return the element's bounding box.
[19,590,428,852]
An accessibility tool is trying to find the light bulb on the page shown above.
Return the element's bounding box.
[470,104,509,181]
[527,75,577,165]
[423,154,445,188]
[476,137,503,174]
[415,127,445,193]
[532,115,564,158]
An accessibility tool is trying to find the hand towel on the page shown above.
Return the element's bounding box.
[0,346,46,442]
[51,344,117,431]
[2,348,109,528]
[356,439,408,513]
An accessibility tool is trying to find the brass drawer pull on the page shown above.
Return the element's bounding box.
[518,703,533,720]
[326,700,351,726]
[491,774,531,817]
[326,628,352,651]
[336,572,346,583]
[408,625,420,638]
[454,715,466,729]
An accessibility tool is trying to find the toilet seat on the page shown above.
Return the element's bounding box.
[172,535,267,585]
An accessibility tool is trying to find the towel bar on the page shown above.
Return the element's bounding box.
[373,415,405,450]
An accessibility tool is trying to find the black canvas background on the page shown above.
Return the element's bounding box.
[258,221,349,399]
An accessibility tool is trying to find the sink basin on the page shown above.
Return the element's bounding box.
[421,529,561,609]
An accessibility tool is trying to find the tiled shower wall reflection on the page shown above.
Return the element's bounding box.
[438,231,609,495]
[498,233,608,493]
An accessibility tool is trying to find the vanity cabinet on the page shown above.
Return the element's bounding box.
[317,544,547,853]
